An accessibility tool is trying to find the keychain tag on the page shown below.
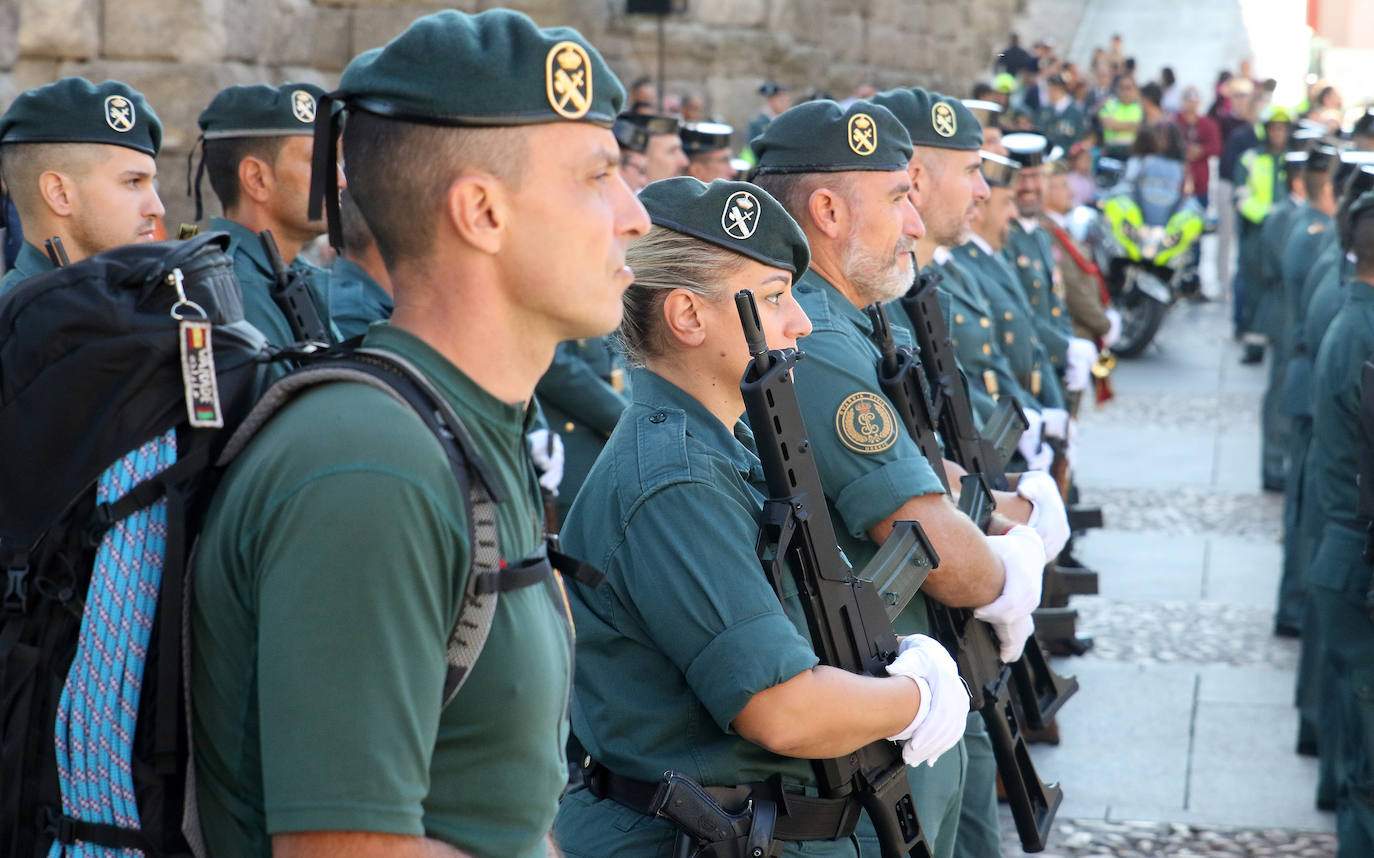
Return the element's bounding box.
[179,320,223,428]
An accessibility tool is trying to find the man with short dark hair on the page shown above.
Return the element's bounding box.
[195,82,334,348]
[189,11,649,857]
[622,112,687,183]
[680,121,737,182]
[328,188,393,339]
[0,77,165,293]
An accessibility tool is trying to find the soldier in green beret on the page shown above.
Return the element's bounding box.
[751,99,1051,858]
[327,187,393,339]
[188,10,649,858]
[1305,190,1374,855]
[0,77,165,293]
[193,81,336,349]
[869,87,1069,858]
[555,175,969,857]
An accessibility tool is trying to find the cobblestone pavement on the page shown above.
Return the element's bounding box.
[998,815,1338,857]
[1079,487,1284,538]
[1082,392,1260,431]
[1071,598,1298,669]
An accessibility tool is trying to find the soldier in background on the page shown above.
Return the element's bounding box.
[328,188,392,339]
[622,112,687,183]
[681,122,737,183]
[613,115,651,194]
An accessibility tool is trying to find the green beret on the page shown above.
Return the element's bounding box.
[199,83,326,139]
[0,77,161,156]
[871,88,983,151]
[337,9,622,128]
[751,99,912,175]
[639,177,809,275]
[1352,190,1374,224]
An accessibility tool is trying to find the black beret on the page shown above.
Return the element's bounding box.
[871,87,983,151]
[639,177,809,275]
[751,99,912,175]
[759,82,787,97]
[681,122,732,155]
[1306,141,1340,173]
[1003,132,1050,168]
[199,83,326,139]
[0,77,161,156]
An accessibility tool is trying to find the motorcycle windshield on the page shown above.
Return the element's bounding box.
[1132,155,1187,226]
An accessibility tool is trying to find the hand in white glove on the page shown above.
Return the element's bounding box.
[977,525,1046,662]
[1104,308,1123,350]
[526,429,565,495]
[1016,471,1069,562]
[1064,337,1098,393]
[1040,407,1070,441]
[1017,408,1053,471]
[885,635,969,767]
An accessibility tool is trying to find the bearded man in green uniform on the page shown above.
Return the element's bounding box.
[0,77,164,294]
[751,99,1052,858]
[194,82,336,348]
[1306,191,1374,856]
[188,10,649,857]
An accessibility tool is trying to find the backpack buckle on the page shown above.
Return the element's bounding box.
[40,806,75,844]
[3,554,29,613]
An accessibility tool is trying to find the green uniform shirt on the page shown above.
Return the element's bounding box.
[953,241,1065,410]
[190,324,571,858]
[1252,195,1303,340]
[0,241,56,294]
[1038,102,1086,154]
[555,369,842,857]
[535,336,631,518]
[1312,279,1374,523]
[1004,221,1072,366]
[209,217,336,348]
[328,256,393,339]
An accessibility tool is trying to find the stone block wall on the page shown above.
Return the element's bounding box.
[1,0,1026,228]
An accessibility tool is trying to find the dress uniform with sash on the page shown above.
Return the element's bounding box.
[194,84,336,349]
[1306,192,1374,855]
[555,178,866,858]
[0,78,162,294]
[1001,133,1073,371]
[750,100,966,858]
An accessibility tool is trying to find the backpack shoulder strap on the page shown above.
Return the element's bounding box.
[213,349,515,707]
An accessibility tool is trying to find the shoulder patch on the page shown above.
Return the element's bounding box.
[1308,222,1326,235]
[835,391,898,454]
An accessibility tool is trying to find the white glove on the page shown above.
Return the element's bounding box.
[1016,471,1069,561]
[1040,407,1070,441]
[1017,408,1053,470]
[526,429,565,495]
[1104,308,1123,349]
[977,525,1045,662]
[1064,338,1098,393]
[885,635,969,767]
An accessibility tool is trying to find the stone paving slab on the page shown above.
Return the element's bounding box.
[1074,531,1206,603]
[1074,427,1219,491]
[1202,534,1283,607]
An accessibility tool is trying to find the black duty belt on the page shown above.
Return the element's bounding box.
[579,757,861,842]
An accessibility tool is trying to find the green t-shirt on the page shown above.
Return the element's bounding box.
[0,241,55,295]
[555,369,838,857]
[209,217,336,349]
[190,323,571,858]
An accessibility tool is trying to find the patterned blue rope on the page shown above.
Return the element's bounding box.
[51,430,177,857]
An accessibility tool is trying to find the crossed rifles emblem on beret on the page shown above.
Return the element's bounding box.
[848,112,877,156]
[932,102,957,138]
[104,95,135,133]
[546,41,592,120]
[722,190,760,240]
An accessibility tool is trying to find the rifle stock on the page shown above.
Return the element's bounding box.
[869,296,1074,852]
[737,290,936,858]
[259,230,330,348]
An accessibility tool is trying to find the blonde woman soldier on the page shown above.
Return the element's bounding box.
[555,177,969,857]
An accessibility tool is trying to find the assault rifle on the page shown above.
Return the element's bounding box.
[260,230,330,349]
[867,300,1070,851]
[737,290,937,858]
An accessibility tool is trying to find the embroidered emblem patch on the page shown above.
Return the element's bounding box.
[291,89,317,124]
[932,101,957,138]
[546,41,592,120]
[179,320,223,428]
[835,391,897,454]
[104,95,135,132]
[722,190,760,239]
[848,112,877,156]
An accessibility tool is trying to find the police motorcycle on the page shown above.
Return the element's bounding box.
[1080,152,1205,358]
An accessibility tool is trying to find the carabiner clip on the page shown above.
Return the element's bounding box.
[168,268,208,321]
